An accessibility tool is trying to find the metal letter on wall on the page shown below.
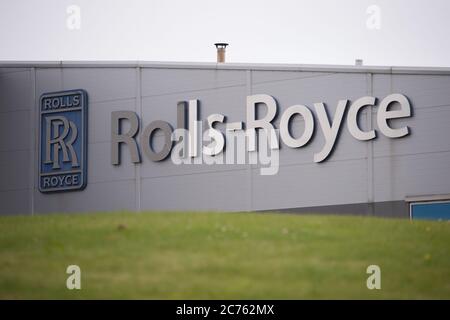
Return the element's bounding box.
[39,90,88,192]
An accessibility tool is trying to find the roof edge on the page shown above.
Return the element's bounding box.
[1,60,450,75]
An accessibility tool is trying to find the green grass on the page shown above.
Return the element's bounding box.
[0,211,449,299]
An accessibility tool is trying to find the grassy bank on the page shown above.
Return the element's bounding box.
[0,212,448,299]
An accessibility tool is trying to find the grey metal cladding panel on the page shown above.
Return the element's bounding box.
[373,106,450,157]
[373,151,450,202]
[34,179,136,214]
[140,169,248,211]
[373,75,450,157]
[61,72,138,184]
[0,110,30,151]
[251,159,367,211]
[62,68,136,102]
[252,70,335,84]
[89,98,136,143]
[372,74,391,96]
[391,74,450,109]
[373,73,450,109]
[0,70,32,112]
[0,150,30,191]
[88,142,135,184]
[36,68,62,96]
[140,68,247,97]
[251,72,368,110]
[141,83,248,124]
[0,189,30,215]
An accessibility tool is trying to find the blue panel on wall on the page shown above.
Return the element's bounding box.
[39,89,88,193]
[411,202,450,220]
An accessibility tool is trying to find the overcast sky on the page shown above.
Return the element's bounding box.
[1,0,449,67]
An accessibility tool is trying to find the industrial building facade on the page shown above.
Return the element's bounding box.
[1,61,450,219]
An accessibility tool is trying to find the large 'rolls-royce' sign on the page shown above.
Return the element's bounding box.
[111,93,412,165]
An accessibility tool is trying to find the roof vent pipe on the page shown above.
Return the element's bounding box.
[215,43,229,63]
